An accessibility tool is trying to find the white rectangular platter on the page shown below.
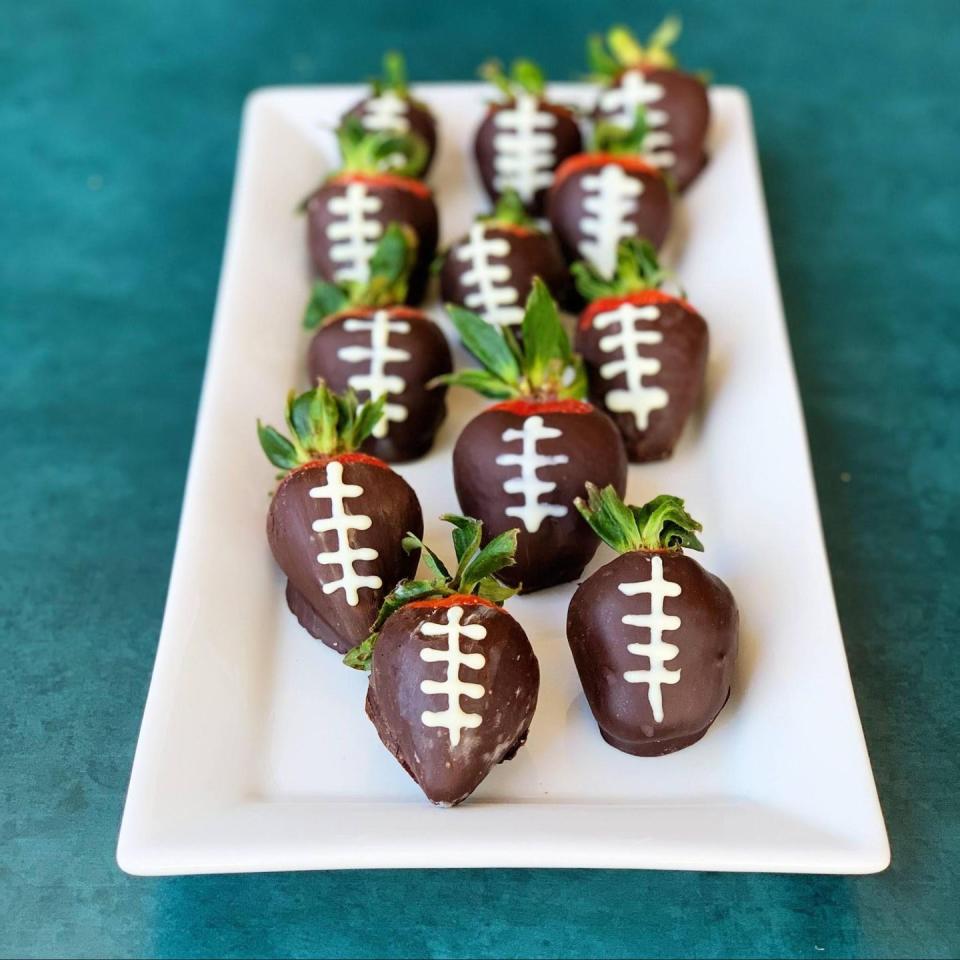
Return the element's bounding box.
[117,84,889,875]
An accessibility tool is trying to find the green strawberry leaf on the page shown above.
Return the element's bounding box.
[446,304,521,383]
[402,532,451,580]
[350,394,388,448]
[575,484,704,553]
[257,422,301,471]
[429,368,519,400]
[459,528,519,594]
[476,576,519,603]
[632,494,703,552]
[442,514,483,574]
[303,281,349,330]
[512,59,546,96]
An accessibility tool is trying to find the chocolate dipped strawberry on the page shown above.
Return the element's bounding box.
[305,118,439,305]
[568,485,738,756]
[345,516,539,806]
[573,238,707,462]
[547,114,671,279]
[304,224,453,462]
[434,279,627,592]
[474,59,583,217]
[343,51,438,177]
[588,18,710,191]
[439,190,571,331]
[257,385,423,653]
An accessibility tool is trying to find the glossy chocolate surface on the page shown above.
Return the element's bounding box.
[567,549,738,756]
[366,598,539,805]
[306,178,439,305]
[307,308,453,462]
[266,457,422,652]
[547,160,671,266]
[440,224,572,324]
[453,403,627,592]
[474,100,582,216]
[576,294,708,462]
[593,67,710,191]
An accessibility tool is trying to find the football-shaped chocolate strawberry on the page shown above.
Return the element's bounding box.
[305,118,439,305]
[474,59,583,217]
[435,279,627,592]
[568,485,738,756]
[439,190,571,330]
[588,19,710,191]
[346,516,539,806]
[257,385,423,653]
[547,115,671,278]
[573,239,708,461]
[342,51,438,177]
[304,224,453,462]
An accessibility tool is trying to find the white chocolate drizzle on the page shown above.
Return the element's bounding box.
[592,302,669,430]
[492,94,558,204]
[336,310,412,438]
[325,182,384,284]
[495,414,569,533]
[454,223,523,328]
[362,91,410,133]
[577,164,643,279]
[597,71,675,168]
[308,460,382,606]
[619,555,682,723]
[419,605,487,747]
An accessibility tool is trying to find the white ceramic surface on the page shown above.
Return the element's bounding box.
[116,84,889,875]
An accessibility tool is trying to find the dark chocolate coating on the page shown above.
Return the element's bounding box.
[343,95,438,177]
[567,549,738,756]
[593,68,710,191]
[474,100,583,216]
[307,308,453,463]
[576,295,708,462]
[306,177,439,305]
[267,458,422,652]
[547,159,671,266]
[366,599,539,805]
[453,404,627,592]
[439,224,572,326]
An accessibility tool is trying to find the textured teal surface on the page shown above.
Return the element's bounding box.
[1,1,958,957]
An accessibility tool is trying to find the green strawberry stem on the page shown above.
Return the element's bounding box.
[586,16,683,82]
[336,115,428,178]
[257,383,387,473]
[591,106,650,155]
[478,188,538,230]
[575,484,704,554]
[303,223,418,329]
[480,58,547,99]
[343,515,519,670]
[371,50,409,96]
[433,278,587,401]
[571,238,676,302]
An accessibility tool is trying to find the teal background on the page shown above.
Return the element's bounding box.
[1,0,957,957]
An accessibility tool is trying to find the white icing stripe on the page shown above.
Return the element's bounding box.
[492,94,558,204]
[593,303,669,430]
[325,182,383,284]
[597,72,675,167]
[419,605,487,747]
[619,555,682,723]
[337,310,412,438]
[308,460,382,606]
[454,224,524,328]
[362,91,410,133]
[495,414,569,533]
[578,164,643,279]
